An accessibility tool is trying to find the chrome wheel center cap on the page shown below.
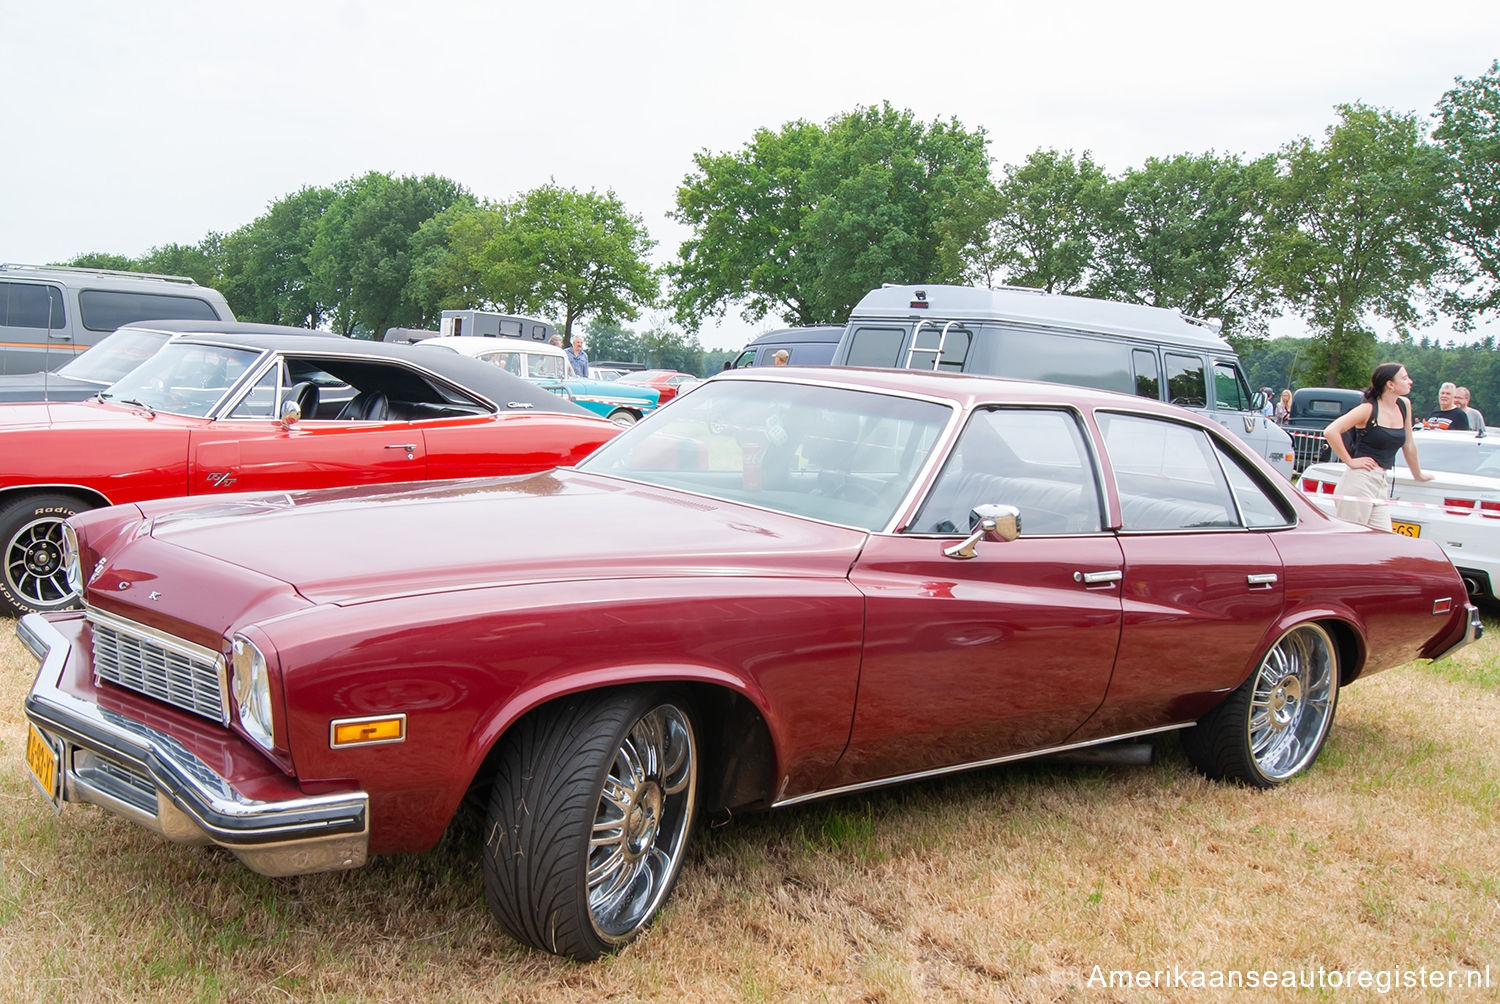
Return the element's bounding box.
[26,543,58,574]
[1269,676,1302,728]
[623,782,663,858]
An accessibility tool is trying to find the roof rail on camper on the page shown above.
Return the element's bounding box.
[0,263,201,285]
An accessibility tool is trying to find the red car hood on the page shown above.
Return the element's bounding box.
[136,471,869,606]
[0,399,180,430]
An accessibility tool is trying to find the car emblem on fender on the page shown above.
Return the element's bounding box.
[148,591,161,601]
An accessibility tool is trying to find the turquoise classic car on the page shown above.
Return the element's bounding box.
[415,337,660,426]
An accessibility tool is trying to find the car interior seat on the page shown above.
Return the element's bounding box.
[287,381,320,420]
[335,392,391,421]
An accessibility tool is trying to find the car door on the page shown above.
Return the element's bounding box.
[1073,411,1289,740]
[187,357,428,495]
[832,406,1124,787]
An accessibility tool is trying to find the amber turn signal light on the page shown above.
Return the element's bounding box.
[330,715,406,748]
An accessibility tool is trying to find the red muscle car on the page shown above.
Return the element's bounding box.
[20,368,1480,960]
[0,330,619,614]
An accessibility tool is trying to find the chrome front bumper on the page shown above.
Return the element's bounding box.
[20,612,369,877]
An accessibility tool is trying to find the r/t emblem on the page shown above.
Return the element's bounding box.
[207,472,237,488]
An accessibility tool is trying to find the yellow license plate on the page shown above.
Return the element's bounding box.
[1392,520,1421,537]
[25,723,61,810]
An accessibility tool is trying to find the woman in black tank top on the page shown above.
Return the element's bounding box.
[1322,363,1433,531]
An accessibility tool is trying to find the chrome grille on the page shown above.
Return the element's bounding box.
[88,610,227,724]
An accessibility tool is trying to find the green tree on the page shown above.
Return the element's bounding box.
[1088,152,1279,336]
[310,172,470,337]
[582,319,642,364]
[985,148,1107,293]
[487,184,659,341]
[63,252,138,271]
[1261,104,1452,386]
[405,201,521,327]
[670,103,992,328]
[222,185,336,327]
[137,236,227,288]
[1434,60,1500,327]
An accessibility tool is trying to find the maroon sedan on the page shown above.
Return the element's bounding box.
[21,368,1480,960]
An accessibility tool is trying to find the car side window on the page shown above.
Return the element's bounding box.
[909,408,1102,535]
[1098,413,1238,530]
[227,362,284,418]
[1218,448,1295,528]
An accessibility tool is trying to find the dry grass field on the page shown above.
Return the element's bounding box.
[2,613,1497,1002]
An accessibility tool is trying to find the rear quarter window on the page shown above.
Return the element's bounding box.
[78,289,222,331]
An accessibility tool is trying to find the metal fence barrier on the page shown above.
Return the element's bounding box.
[1288,429,1331,473]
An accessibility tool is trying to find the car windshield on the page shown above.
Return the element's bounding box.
[55,328,171,385]
[579,378,954,530]
[1414,435,1500,478]
[100,342,264,417]
[525,352,570,381]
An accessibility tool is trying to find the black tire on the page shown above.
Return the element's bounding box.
[483,689,698,959]
[0,493,88,616]
[1183,622,1339,788]
[607,409,639,427]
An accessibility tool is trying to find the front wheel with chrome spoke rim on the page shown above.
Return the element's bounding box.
[0,493,86,616]
[1183,622,1340,788]
[483,688,698,960]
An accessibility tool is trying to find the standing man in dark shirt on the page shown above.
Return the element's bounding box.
[1426,382,1471,430]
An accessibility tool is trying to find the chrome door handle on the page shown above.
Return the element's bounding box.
[1073,570,1122,585]
[1247,573,1278,588]
[385,444,418,451]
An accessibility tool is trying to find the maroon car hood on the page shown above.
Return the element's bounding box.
[141,471,869,605]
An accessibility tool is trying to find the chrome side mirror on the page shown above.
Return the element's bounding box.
[280,399,302,426]
[943,504,1021,559]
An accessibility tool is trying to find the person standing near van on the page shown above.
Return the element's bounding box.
[565,335,590,377]
[1456,386,1485,429]
[1275,389,1292,424]
[1425,382,1471,430]
[1323,362,1432,530]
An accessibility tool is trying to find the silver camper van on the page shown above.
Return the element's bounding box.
[832,284,1295,477]
[439,310,558,343]
[0,263,233,375]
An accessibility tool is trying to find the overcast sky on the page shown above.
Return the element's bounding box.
[2,1,1496,350]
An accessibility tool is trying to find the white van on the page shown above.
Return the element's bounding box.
[0,264,233,375]
[832,284,1295,477]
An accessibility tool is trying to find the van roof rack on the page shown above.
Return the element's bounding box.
[0,263,200,286]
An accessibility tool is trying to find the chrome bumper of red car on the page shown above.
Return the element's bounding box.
[20,612,369,878]
[1428,602,1484,663]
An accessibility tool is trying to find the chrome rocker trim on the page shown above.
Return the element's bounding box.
[20,613,369,877]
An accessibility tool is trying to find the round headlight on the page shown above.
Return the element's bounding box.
[231,634,274,750]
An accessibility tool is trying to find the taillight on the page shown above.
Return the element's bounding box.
[1444,498,1476,515]
[1482,501,1500,519]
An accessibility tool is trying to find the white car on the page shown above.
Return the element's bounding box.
[1300,428,1500,600]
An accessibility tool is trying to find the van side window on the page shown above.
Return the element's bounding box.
[0,282,66,328]
[1213,360,1253,412]
[990,328,1132,394]
[78,290,220,331]
[1132,349,1160,400]
[1164,353,1206,408]
[844,326,906,367]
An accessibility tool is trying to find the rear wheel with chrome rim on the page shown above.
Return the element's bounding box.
[1183,622,1339,787]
